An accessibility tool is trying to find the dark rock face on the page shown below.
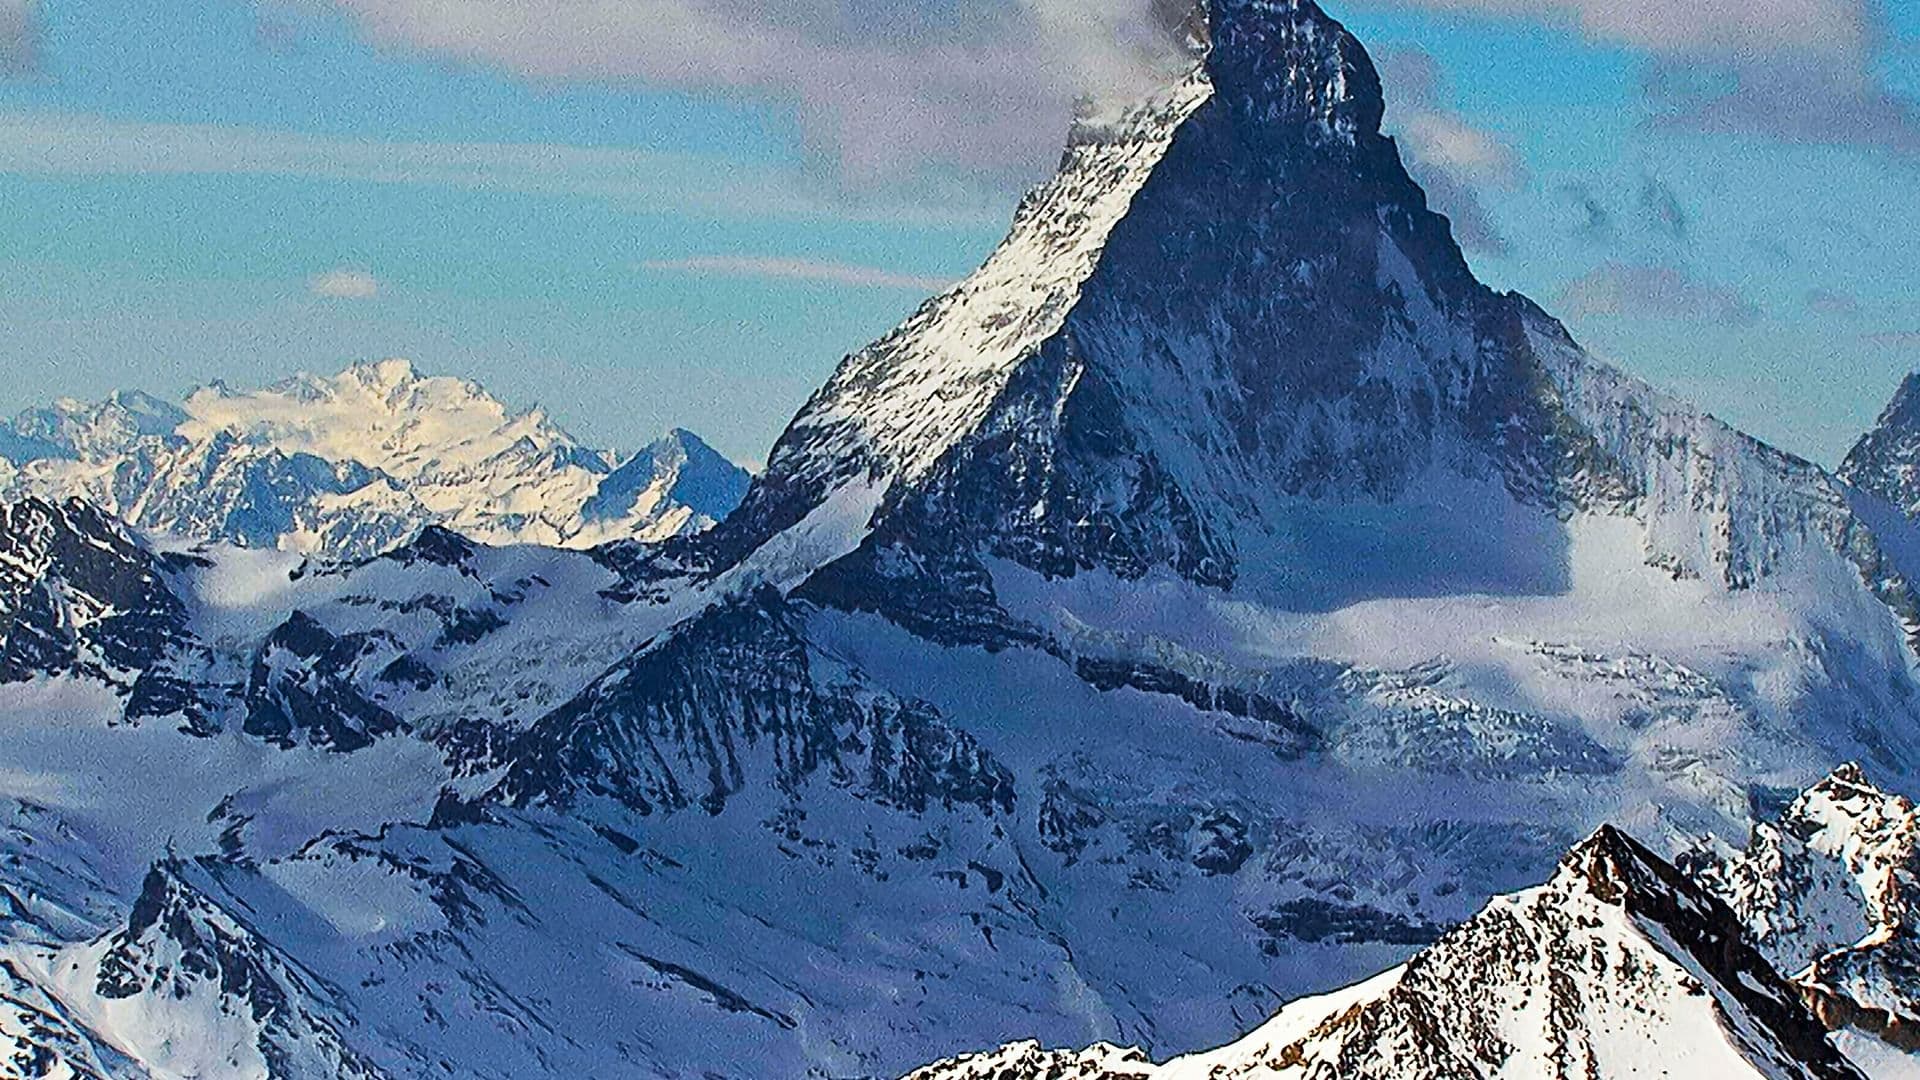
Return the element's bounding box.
[381,524,479,573]
[1843,373,1920,517]
[0,497,210,725]
[492,590,1015,819]
[678,0,1649,644]
[243,611,406,752]
[93,859,386,1079]
[1251,898,1445,949]
[1069,655,1319,758]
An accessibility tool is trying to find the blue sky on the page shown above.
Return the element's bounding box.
[0,0,1914,467]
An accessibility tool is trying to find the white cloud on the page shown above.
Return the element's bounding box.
[1375,0,1873,59]
[0,109,1004,226]
[308,268,380,300]
[1374,47,1526,255]
[324,0,1188,181]
[642,255,950,291]
[1558,262,1761,325]
[1368,0,1918,156]
[1397,112,1525,188]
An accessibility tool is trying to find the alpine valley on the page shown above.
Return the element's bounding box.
[3,1,1920,1078]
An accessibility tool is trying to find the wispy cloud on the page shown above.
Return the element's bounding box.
[1371,0,1875,56]
[1806,288,1861,317]
[0,0,34,74]
[1558,182,1613,240]
[1558,262,1761,325]
[326,0,1190,182]
[642,255,950,292]
[308,268,380,300]
[1375,47,1527,256]
[1638,175,1689,241]
[0,109,1006,226]
[322,0,1917,175]
[1368,0,1918,157]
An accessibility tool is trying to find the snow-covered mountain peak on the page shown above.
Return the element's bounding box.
[584,427,751,529]
[1553,822,1678,902]
[709,0,1491,590]
[1710,765,1920,957]
[178,358,578,475]
[703,0,1917,636]
[1695,764,1920,1054]
[44,856,388,1079]
[0,362,750,559]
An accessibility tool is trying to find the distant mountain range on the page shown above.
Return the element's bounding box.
[0,358,750,560]
[3,0,1920,1077]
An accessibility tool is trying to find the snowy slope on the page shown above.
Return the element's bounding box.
[904,825,1865,1080]
[26,858,386,1080]
[5,0,1920,1077]
[0,361,749,560]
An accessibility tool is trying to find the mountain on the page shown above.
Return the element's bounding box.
[1844,374,1920,522]
[0,361,750,560]
[705,0,1911,636]
[905,825,1866,1080]
[0,497,210,726]
[4,0,1920,1077]
[36,858,386,1080]
[1696,765,1920,1057]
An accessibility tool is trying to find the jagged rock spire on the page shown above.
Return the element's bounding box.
[1841,372,1920,518]
[1202,0,1387,151]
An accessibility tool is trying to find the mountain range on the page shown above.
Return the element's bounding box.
[3,0,1920,1077]
[0,358,751,561]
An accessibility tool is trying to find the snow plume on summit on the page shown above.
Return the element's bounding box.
[330,0,1195,181]
[0,360,750,560]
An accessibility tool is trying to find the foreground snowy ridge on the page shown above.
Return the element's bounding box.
[905,817,1871,1080]
[0,360,750,560]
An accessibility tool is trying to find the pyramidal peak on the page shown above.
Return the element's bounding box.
[708,0,1485,590]
[704,0,1911,639]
